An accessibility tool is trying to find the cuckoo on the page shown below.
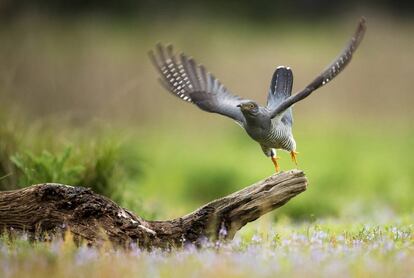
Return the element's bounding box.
[149,18,366,172]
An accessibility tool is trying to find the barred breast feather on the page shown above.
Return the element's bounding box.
[260,121,295,152]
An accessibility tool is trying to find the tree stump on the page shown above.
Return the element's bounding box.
[0,170,307,249]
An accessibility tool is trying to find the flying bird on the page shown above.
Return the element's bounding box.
[149,18,366,172]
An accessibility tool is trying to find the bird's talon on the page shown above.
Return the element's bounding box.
[271,156,280,173]
[290,151,299,166]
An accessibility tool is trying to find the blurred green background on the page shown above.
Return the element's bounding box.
[0,1,413,221]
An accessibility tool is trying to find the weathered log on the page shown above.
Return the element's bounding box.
[0,170,307,248]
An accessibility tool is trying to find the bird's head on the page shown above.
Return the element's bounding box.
[237,101,259,116]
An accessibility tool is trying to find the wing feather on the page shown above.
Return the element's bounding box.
[149,43,248,124]
[270,17,367,118]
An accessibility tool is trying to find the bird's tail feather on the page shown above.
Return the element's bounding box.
[267,66,293,109]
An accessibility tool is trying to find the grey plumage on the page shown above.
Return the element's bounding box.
[149,18,366,170]
[149,44,248,125]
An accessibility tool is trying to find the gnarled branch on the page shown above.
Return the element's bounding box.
[0,170,307,248]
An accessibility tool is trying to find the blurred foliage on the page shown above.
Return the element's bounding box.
[184,166,238,203]
[10,147,84,187]
[77,142,121,201]
[0,110,143,206]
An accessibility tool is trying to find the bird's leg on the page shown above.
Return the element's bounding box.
[290,150,299,166]
[271,156,280,173]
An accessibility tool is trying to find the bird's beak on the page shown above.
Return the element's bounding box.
[236,104,241,107]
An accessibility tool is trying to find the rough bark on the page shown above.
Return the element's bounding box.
[0,170,307,249]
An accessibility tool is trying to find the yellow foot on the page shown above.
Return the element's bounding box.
[290,150,299,166]
[271,156,280,173]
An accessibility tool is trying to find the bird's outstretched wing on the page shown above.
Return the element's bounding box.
[270,17,367,119]
[266,66,294,125]
[149,44,248,124]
